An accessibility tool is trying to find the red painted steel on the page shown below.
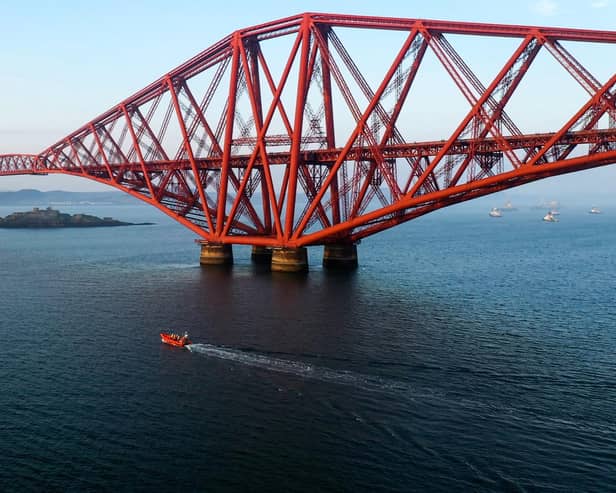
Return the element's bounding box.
[1,13,615,246]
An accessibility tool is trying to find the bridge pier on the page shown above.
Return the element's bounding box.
[199,242,233,266]
[322,243,358,270]
[250,245,273,264]
[270,247,309,273]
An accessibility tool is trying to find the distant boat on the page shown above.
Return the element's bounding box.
[543,211,558,222]
[489,207,502,217]
[502,200,517,211]
[533,199,559,210]
[589,206,602,214]
[160,331,191,348]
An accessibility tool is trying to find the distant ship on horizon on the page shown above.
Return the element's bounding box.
[532,199,560,210]
[502,200,517,211]
[543,211,559,222]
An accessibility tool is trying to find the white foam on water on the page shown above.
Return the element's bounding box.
[185,343,407,392]
[184,344,563,421]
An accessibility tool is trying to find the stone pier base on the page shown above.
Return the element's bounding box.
[270,247,309,273]
[322,243,358,270]
[199,242,233,266]
[250,245,273,265]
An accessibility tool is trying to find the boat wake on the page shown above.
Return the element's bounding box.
[185,343,407,392]
[184,344,610,433]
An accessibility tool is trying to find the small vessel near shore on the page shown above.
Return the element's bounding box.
[589,206,602,214]
[160,331,191,347]
[489,207,502,217]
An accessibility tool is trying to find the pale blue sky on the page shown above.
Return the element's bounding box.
[0,0,614,199]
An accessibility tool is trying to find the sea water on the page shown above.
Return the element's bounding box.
[1,201,614,491]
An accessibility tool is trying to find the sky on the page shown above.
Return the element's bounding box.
[0,0,615,200]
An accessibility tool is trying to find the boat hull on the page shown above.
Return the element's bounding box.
[160,332,191,347]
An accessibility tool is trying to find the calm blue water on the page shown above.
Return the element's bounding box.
[1,201,615,492]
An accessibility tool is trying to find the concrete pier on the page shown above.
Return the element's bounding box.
[250,245,273,265]
[199,242,233,266]
[322,243,358,270]
[270,247,309,273]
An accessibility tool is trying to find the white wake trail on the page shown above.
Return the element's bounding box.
[185,343,406,392]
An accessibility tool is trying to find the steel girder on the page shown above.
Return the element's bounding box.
[1,13,616,245]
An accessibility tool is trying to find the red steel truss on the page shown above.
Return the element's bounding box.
[1,13,616,246]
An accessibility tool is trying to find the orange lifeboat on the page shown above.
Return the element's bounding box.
[160,331,191,347]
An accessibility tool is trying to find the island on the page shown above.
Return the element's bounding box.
[0,207,153,228]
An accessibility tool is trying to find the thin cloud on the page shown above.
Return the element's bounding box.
[590,0,609,7]
[531,0,559,15]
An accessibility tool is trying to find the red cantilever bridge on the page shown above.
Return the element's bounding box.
[1,13,616,271]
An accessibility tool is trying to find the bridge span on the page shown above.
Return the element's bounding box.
[1,13,616,271]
